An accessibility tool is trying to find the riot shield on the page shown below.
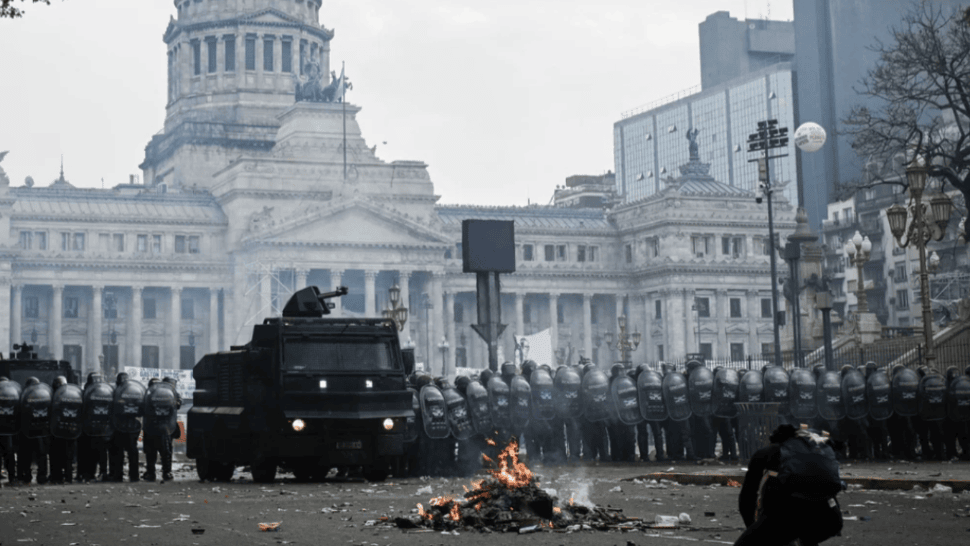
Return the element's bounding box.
[554,366,583,420]
[687,366,714,418]
[662,372,692,422]
[610,374,642,425]
[0,380,22,435]
[82,381,114,437]
[404,388,420,444]
[892,367,920,417]
[711,368,740,418]
[581,369,611,422]
[418,384,450,439]
[788,368,817,421]
[918,373,947,422]
[763,366,790,415]
[866,369,893,421]
[441,385,474,440]
[947,375,970,423]
[50,383,83,439]
[487,376,511,431]
[816,370,845,421]
[20,382,53,438]
[142,382,177,437]
[841,368,869,420]
[529,368,555,421]
[637,369,666,422]
[464,380,493,436]
[739,370,764,403]
[509,376,532,436]
[111,380,147,434]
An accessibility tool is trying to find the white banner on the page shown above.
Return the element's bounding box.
[123,366,195,404]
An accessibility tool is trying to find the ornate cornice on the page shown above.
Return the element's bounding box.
[164,8,334,44]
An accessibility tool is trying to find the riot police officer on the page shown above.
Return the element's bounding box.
[109,373,143,482]
[48,376,79,484]
[17,377,51,484]
[579,364,611,462]
[661,364,695,461]
[143,378,177,482]
[0,376,19,484]
[78,372,112,481]
[607,364,637,462]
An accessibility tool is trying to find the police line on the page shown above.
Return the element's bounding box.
[410,362,970,440]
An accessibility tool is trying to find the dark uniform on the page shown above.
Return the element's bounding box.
[0,377,19,484]
[109,373,141,482]
[142,378,175,482]
[77,373,111,481]
[734,425,844,546]
[17,377,51,484]
[48,376,76,484]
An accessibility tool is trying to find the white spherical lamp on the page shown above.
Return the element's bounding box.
[794,122,827,153]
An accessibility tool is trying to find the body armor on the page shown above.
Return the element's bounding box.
[841,368,869,420]
[637,369,666,422]
[866,369,893,421]
[788,368,817,421]
[581,369,611,422]
[418,384,450,439]
[711,368,740,419]
[687,366,714,418]
[891,367,920,417]
[662,371,692,422]
[610,374,642,425]
[50,383,83,439]
[817,370,846,421]
[111,380,147,434]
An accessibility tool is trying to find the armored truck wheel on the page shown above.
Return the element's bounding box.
[364,461,389,482]
[196,458,212,481]
[213,462,235,482]
[252,460,277,483]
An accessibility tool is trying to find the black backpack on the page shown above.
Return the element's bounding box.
[771,432,842,501]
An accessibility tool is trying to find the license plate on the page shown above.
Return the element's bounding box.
[336,440,362,450]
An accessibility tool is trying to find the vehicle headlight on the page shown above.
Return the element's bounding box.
[292,419,306,432]
[383,418,394,431]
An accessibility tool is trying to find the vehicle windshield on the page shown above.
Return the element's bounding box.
[283,340,396,372]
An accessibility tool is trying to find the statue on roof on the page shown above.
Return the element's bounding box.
[0,151,9,187]
[686,128,700,160]
[294,53,349,103]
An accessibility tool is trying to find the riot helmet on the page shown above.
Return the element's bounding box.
[24,376,40,387]
[162,376,178,386]
[0,376,8,382]
[147,377,161,387]
[52,375,67,391]
[521,360,537,381]
[635,363,651,378]
[500,362,517,382]
[865,361,878,379]
[454,375,471,394]
[416,374,435,389]
[839,364,853,378]
[434,377,453,390]
[582,363,596,377]
[116,372,129,386]
[479,369,494,385]
[538,364,553,374]
[946,366,959,386]
[611,363,626,378]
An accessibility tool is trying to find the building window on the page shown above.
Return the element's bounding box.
[761,298,773,318]
[24,296,39,319]
[181,297,195,320]
[730,298,742,318]
[522,244,534,261]
[103,294,118,319]
[544,244,555,262]
[625,244,633,263]
[64,345,83,369]
[655,299,662,319]
[35,232,47,250]
[245,35,256,70]
[577,245,587,262]
[19,231,32,249]
[73,233,85,251]
[137,234,148,253]
[557,302,564,324]
[207,37,217,73]
[896,289,909,310]
[64,297,79,319]
[657,345,664,361]
[188,235,200,254]
[557,244,567,261]
[730,343,745,361]
[894,262,907,282]
[281,39,292,72]
[299,40,306,75]
[175,235,186,253]
[761,343,774,357]
[192,39,201,75]
[263,37,274,71]
[695,297,710,317]
[700,343,713,360]
[649,238,659,257]
[143,297,157,320]
[453,302,463,323]
[523,303,532,324]
[152,234,162,253]
[60,232,71,251]
[113,233,124,252]
[691,235,710,256]
[588,246,597,262]
[142,345,160,368]
[722,236,744,258]
[224,35,235,72]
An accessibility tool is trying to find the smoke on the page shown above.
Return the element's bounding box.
[564,466,595,508]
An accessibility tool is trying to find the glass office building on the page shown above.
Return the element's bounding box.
[614,63,797,206]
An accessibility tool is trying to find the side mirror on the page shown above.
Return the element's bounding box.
[401,347,415,376]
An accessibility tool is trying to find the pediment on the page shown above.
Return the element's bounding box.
[248,197,451,248]
[241,8,304,25]
[725,322,749,335]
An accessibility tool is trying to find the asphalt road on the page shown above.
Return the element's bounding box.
[2,461,970,546]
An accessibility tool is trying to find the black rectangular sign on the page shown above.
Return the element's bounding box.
[461,219,516,273]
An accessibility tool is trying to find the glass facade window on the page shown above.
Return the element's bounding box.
[24,296,39,319]
[64,297,79,319]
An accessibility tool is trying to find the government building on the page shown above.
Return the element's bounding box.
[0,0,794,377]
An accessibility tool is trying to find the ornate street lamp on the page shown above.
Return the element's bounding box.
[843,231,872,314]
[886,161,954,369]
[382,283,409,331]
[437,336,450,376]
[603,314,641,364]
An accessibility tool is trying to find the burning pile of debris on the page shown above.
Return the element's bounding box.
[395,438,642,533]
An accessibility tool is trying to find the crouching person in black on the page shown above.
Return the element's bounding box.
[734,424,844,546]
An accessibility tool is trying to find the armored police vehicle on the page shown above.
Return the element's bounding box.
[0,344,79,387]
[187,286,414,483]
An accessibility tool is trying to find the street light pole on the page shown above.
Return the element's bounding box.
[844,231,872,314]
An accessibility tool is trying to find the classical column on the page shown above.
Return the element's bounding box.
[90,285,103,375]
[642,294,653,362]
[170,287,182,369]
[716,289,728,359]
[209,287,219,354]
[51,285,64,361]
[445,291,456,375]
[683,289,694,357]
[10,284,22,348]
[364,270,378,317]
[747,289,760,357]
[295,269,309,290]
[661,290,673,361]
[514,292,525,338]
[548,293,559,364]
[583,293,593,363]
[431,272,444,375]
[0,282,9,357]
[131,286,142,367]
[330,269,343,316]
[615,293,625,362]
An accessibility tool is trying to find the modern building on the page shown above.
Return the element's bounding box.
[614,62,798,207]
[699,11,794,90]
[0,0,795,377]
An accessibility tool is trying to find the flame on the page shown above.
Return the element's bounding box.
[488,437,532,489]
[486,438,497,446]
[416,503,433,520]
[450,503,461,522]
[474,502,483,511]
[553,507,561,514]
[569,497,575,506]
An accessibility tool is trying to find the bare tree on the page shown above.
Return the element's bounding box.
[1,0,56,19]
[843,2,970,238]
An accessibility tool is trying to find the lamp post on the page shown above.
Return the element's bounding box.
[886,161,954,369]
[422,295,433,373]
[514,336,530,365]
[602,314,641,365]
[844,231,872,314]
[690,302,702,354]
[382,283,409,332]
[437,336,450,377]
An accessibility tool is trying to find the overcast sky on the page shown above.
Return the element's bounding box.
[0,0,792,206]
